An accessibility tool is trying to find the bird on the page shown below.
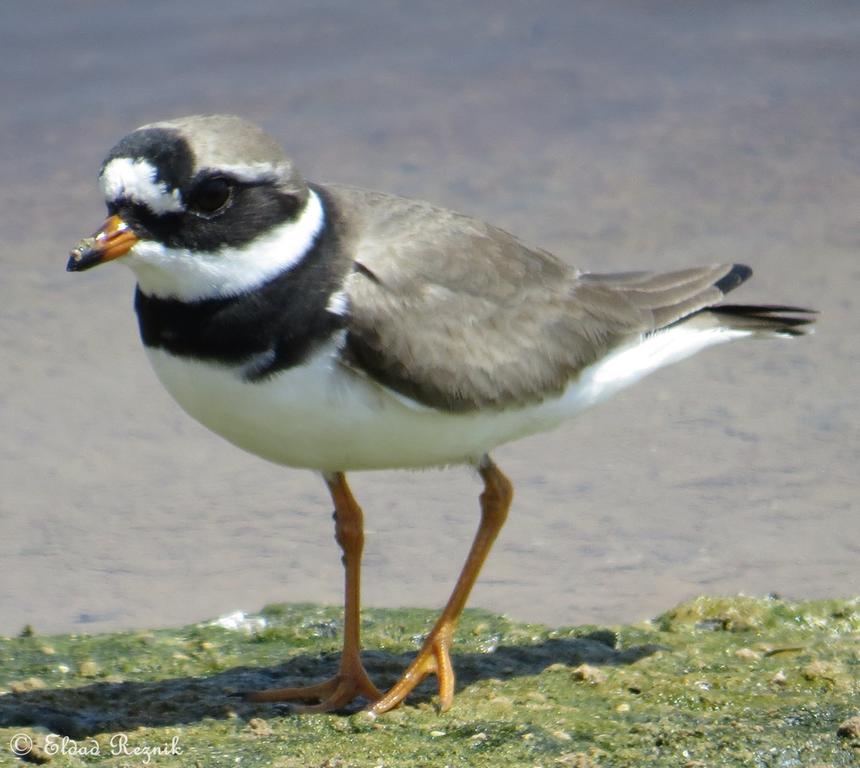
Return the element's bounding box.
[67,114,814,715]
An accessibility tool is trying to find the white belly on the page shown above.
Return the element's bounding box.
[144,341,562,471]
[144,325,746,472]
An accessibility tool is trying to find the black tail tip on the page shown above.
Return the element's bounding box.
[714,263,753,295]
[710,303,817,336]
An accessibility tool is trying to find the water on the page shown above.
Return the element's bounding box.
[1,1,857,635]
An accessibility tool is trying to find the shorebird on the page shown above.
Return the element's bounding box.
[68,114,814,714]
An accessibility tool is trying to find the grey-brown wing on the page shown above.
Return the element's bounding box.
[333,187,738,412]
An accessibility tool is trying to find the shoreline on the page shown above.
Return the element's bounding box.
[2,595,857,766]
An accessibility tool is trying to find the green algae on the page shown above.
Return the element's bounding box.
[0,597,857,767]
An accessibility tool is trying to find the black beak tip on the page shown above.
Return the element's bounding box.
[66,251,89,272]
[67,240,99,272]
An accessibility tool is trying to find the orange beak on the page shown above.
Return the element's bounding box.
[67,215,139,272]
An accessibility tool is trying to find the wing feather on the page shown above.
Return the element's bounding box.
[328,185,744,412]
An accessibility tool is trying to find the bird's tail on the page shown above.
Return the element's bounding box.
[703,303,816,337]
[580,262,817,337]
[699,262,816,336]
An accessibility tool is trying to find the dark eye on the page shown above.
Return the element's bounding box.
[188,177,233,216]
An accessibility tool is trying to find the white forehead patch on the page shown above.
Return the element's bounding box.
[100,157,184,214]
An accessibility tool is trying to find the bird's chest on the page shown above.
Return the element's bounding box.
[134,284,344,382]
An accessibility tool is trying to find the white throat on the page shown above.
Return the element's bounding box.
[123,189,325,301]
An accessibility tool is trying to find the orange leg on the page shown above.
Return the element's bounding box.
[248,472,381,712]
[370,457,513,715]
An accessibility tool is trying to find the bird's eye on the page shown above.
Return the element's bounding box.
[188,177,233,216]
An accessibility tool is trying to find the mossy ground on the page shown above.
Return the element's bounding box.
[1,597,857,767]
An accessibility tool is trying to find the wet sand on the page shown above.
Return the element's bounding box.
[1,1,857,636]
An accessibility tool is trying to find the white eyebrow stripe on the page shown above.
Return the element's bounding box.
[211,162,285,183]
[325,289,349,316]
[100,158,184,214]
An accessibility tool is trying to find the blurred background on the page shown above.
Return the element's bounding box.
[1,1,857,635]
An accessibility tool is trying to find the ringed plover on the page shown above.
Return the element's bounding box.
[68,115,815,714]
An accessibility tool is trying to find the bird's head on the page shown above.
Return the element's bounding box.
[67,114,324,301]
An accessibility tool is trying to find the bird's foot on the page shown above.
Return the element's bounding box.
[370,623,456,715]
[248,656,382,713]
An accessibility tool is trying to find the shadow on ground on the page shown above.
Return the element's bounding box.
[0,632,661,737]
